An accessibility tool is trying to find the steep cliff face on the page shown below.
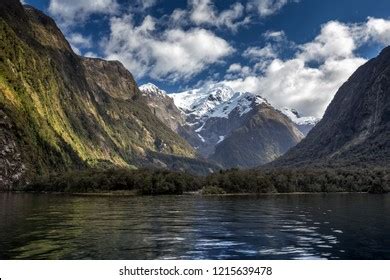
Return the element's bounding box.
[274,47,390,167]
[0,2,214,189]
[82,58,139,100]
[0,109,26,188]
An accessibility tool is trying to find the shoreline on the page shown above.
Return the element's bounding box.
[0,190,373,197]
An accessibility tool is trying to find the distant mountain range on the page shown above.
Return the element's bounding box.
[140,83,318,168]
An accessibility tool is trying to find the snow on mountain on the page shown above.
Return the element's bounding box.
[139,83,170,99]
[171,84,266,123]
[281,108,319,126]
[168,84,269,153]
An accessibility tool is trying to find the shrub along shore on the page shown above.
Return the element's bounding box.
[15,167,390,195]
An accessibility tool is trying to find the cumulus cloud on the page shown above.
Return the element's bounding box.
[169,0,250,31]
[220,18,390,118]
[247,0,299,17]
[243,45,279,72]
[360,17,390,45]
[102,14,234,81]
[48,0,119,26]
[243,30,292,71]
[138,0,157,10]
[84,51,99,58]
[67,32,93,55]
[186,0,250,31]
[263,30,287,41]
[225,63,251,79]
[298,21,356,62]
[129,0,158,13]
[244,45,277,60]
[68,33,92,48]
[227,63,244,73]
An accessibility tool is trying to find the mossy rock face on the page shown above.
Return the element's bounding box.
[0,3,215,189]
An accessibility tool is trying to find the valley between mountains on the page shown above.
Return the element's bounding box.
[0,0,389,194]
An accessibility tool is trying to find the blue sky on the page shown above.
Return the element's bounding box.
[22,0,390,117]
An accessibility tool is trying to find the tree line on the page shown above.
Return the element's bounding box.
[21,167,390,195]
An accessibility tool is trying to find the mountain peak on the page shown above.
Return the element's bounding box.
[140,82,161,92]
[139,83,170,99]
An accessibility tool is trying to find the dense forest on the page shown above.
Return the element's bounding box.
[20,167,390,195]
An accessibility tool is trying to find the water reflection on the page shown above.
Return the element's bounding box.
[0,193,389,259]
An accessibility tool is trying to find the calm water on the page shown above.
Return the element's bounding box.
[0,193,389,260]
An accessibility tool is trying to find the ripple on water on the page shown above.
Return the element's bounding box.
[0,193,389,259]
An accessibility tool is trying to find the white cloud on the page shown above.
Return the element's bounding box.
[48,0,119,26]
[298,21,356,62]
[66,32,93,55]
[68,33,93,48]
[247,0,299,17]
[188,0,250,31]
[243,45,279,72]
[243,30,290,71]
[220,18,390,118]
[84,51,99,58]
[263,30,286,41]
[363,17,390,45]
[225,63,251,79]
[244,45,277,60]
[129,0,158,13]
[102,14,234,81]
[227,63,243,73]
[138,0,157,10]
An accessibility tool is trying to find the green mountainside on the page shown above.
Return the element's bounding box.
[0,0,215,189]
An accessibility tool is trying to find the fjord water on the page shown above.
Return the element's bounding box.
[0,193,389,260]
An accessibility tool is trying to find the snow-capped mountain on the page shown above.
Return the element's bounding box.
[170,84,270,156]
[140,83,306,168]
[171,84,266,120]
[281,108,319,126]
[140,83,169,98]
[281,108,320,136]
